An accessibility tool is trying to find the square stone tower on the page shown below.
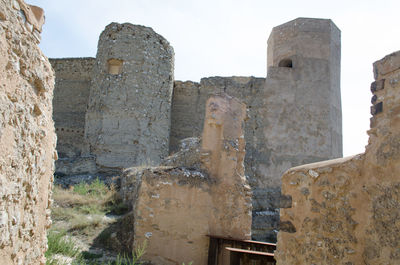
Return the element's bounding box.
[251,17,342,241]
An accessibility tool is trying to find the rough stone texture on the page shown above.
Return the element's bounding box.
[54,156,96,176]
[121,94,252,265]
[50,58,96,175]
[85,23,174,171]
[0,1,56,264]
[51,17,342,241]
[276,50,400,265]
[50,58,94,159]
[200,94,252,238]
[170,18,342,241]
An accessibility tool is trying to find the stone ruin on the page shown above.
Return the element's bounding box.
[276,51,400,264]
[119,94,252,264]
[1,0,400,263]
[0,0,56,264]
[51,17,343,241]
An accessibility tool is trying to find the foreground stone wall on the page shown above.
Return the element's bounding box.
[124,94,252,265]
[276,51,400,265]
[85,23,174,172]
[0,1,56,264]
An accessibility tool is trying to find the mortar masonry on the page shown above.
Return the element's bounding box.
[50,17,343,241]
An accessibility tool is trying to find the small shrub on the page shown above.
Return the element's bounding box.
[111,240,146,265]
[73,178,108,197]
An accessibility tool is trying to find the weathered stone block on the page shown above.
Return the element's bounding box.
[373,51,400,80]
[370,79,385,93]
[371,102,383,115]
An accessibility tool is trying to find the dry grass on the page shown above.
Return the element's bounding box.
[51,180,121,235]
[53,181,115,208]
[48,179,132,264]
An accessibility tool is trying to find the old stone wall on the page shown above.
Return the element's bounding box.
[85,23,174,172]
[170,18,342,241]
[50,58,97,176]
[0,1,56,264]
[50,58,94,159]
[276,51,400,265]
[50,17,342,241]
[122,94,252,265]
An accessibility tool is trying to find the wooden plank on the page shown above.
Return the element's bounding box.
[243,239,277,247]
[206,234,277,247]
[225,247,275,257]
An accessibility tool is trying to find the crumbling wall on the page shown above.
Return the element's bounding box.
[169,77,266,154]
[50,58,97,176]
[123,94,252,265]
[0,1,56,264]
[276,51,400,265]
[50,58,94,159]
[170,18,342,242]
[85,23,174,171]
[50,17,343,242]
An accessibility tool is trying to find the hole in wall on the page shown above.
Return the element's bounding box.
[278,58,293,68]
[107,59,123,75]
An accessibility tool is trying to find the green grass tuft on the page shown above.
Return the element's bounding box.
[73,178,109,197]
[46,230,81,264]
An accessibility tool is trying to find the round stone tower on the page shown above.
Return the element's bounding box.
[85,23,174,171]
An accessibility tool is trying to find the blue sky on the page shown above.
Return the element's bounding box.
[28,0,400,156]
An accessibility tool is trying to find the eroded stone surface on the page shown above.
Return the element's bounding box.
[121,94,252,265]
[170,18,342,241]
[85,23,174,171]
[0,1,56,264]
[50,58,94,160]
[276,51,400,265]
[51,17,342,241]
